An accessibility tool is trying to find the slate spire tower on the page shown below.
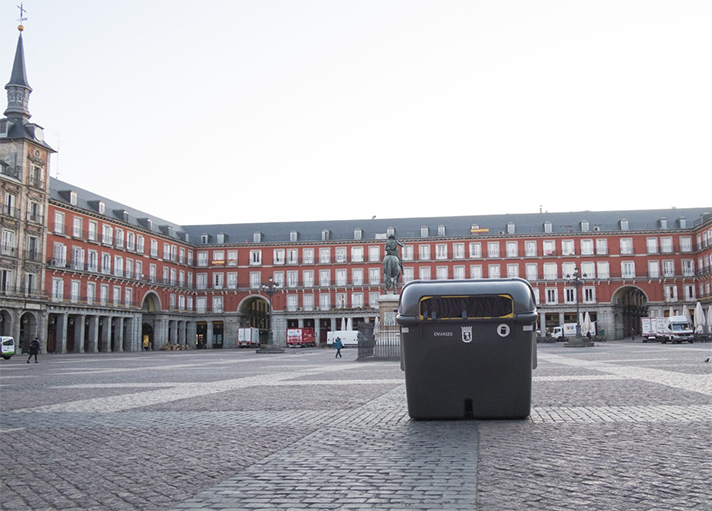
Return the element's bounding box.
[4,26,33,120]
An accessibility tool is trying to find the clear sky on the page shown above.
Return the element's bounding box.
[2,1,710,225]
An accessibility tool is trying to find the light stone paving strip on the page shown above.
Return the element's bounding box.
[538,352,712,395]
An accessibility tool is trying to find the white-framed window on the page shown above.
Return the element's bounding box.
[664,284,678,302]
[226,250,237,266]
[680,236,692,253]
[86,282,95,305]
[646,237,658,254]
[335,247,347,263]
[136,234,144,253]
[273,272,285,288]
[1,229,16,256]
[419,245,431,261]
[196,273,207,290]
[402,267,414,283]
[303,294,315,311]
[580,239,593,256]
[682,259,694,277]
[470,265,483,279]
[564,287,576,304]
[286,294,298,311]
[402,245,414,261]
[543,263,557,280]
[102,224,113,245]
[100,284,108,306]
[101,253,111,274]
[178,295,185,310]
[469,242,482,259]
[72,216,82,238]
[87,250,98,272]
[212,250,225,265]
[436,266,448,280]
[51,278,64,301]
[648,260,660,278]
[115,228,124,248]
[54,211,65,234]
[621,261,636,278]
[583,287,596,304]
[596,238,608,255]
[662,260,675,278]
[319,269,331,287]
[352,292,364,308]
[488,264,500,279]
[487,242,500,258]
[351,246,364,263]
[543,240,556,256]
[525,240,537,257]
[335,269,347,286]
[369,292,380,308]
[113,256,123,277]
[620,238,633,255]
[368,246,380,262]
[597,261,610,279]
[302,270,314,287]
[419,266,431,280]
[287,270,299,287]
[287,249,299,264]
[212,296,223,313]
[561,240,575,256]
[70,280,80,303]
[303,248,314,264]
[580,262,595,279]
[369,268,380,285]
[319,293,331,311]
[150,239,158,257]
[453,265,466,280]
[506,241,518,258]
[319,248,331,264]
[435,244,448,260]
[335,293,347,309]
[213,272,224,289]
[661,236,673,253]
[507,264,519,278]
[250,250,262,265]
[196,297,207,314]
[112,285,121,306]
[250,272,262,289]
[127,232,135,251]
[525,263,538,281]
[352,268,363,286]
[545,288,557,304]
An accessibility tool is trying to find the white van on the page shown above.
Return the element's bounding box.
[326,331,364,347]
[1,337,17,360]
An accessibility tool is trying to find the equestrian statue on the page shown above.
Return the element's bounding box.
[383,235,405,294]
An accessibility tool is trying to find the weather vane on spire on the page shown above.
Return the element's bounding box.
[17,2,28,30]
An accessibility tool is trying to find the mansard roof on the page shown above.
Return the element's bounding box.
[49,179,711,246]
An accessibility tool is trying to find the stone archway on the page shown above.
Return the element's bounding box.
[612,286,648,339]
[237,296,270,344]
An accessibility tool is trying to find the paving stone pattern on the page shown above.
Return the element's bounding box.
[0,341,710,510]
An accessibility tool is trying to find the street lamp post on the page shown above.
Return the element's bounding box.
[256,276,284,354]
[564,266,594,347]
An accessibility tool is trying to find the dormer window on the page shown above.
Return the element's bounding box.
[580,220,590,232]
[290,230,299,242]
[253,232,263,243]
[217,233,226,244]
[677,217,687,228]
[658,218,668,229]
[437,225,446,236]
[353,229,363,240]
[98,202,105,214]
[544,221,552,233]
[421,226,429,237]
[70,192,77,206]
[322,229,331,241]
[200,234,210,244]
[619,219,629,231]
[506,222,515,234]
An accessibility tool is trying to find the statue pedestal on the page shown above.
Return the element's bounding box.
[376,294,401,358]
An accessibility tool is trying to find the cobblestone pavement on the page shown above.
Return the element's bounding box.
[1,340,710,510]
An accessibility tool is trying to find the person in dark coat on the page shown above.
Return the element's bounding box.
[334,337,343,358]
[27,338,40,364]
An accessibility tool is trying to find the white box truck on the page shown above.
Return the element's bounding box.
[238,327,260,348]
[551,322,596,339]
[641,316,693,344]
[326,331,364,347]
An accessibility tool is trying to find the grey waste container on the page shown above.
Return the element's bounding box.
[397,278,538,420]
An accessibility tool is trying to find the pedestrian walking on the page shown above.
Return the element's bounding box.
[334,337,343,358]
[27,338,40,364]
